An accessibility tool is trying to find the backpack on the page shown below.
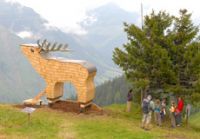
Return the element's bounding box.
[142,99,149,114]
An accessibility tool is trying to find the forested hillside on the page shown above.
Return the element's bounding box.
[0,25,45,103]
[94,76,131,106]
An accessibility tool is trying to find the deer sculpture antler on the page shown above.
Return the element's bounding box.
[37,39,70,53]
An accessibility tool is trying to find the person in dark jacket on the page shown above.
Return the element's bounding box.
[160,98,167,122]
[126,89,133,112]
[141,95,152,130]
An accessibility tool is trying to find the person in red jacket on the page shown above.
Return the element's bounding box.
[175,96,184,126]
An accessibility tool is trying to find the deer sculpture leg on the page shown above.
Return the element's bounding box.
[72,78,95,108]
[23,89,46,105]
[45,81,64,103]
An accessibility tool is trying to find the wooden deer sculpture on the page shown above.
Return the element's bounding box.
[21,40,97,106]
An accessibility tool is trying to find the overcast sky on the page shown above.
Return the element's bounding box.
[7,0,200,35]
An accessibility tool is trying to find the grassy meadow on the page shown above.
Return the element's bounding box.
[0,104,199,139]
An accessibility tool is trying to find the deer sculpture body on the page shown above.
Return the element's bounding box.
[21,40,97,106]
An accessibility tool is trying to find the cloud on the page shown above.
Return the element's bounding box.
[6,0,111,35]
[17,31,33,38]
[6,0,200,34]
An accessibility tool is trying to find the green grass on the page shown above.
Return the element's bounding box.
[0,104,199,139]
[190,112,200,132]
[75,119,154,139]
[0,105,62,139]
[104,103,141,120]
[74,103,200,139]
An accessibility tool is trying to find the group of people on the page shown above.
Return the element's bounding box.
[126,89,185,131]
[141,95,184,130]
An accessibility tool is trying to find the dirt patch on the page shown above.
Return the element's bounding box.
[49,100,80,113]
[49,100,103,115]
[14,100,104,115]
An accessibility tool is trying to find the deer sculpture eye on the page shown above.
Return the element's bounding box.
[30,48,34,53]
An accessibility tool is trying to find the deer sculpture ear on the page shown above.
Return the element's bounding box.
[37,39,43,53]
[30,48,34,53]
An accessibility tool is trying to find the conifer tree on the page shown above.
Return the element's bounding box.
[113,9,200,105]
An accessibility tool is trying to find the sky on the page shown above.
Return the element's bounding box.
[7,0,200,35]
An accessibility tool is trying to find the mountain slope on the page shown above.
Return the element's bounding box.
[0,1,47,33]
[0,25,45,103]
[79,3,139,66]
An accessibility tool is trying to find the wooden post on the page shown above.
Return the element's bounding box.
[185,104,191,127]
[22,107,36,125]
[186,109,189,127]
[28,113,31,124]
